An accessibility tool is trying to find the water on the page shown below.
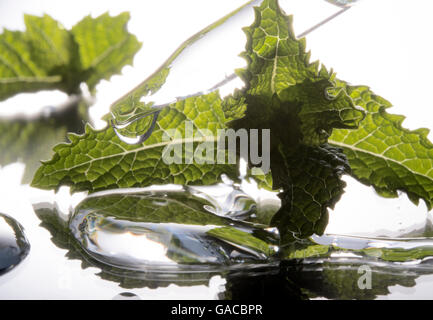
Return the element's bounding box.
[0,213,30,275]
[111,109,162,145]
[187,184,257,219]
[107,0,353,146]
[0,176,431,298]
[34,183,433,300]
[68,187,277,273]
[325,0,360,7]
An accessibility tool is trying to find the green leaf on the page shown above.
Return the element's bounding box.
[281,236,433,263]
[31,91,238,193]
[30,0,433,248]
[360,246,433,262]
[271,144,349,242]
[237,0,317,98]
[104,67,170,123]
[0,28,62,100]
[76,191,234,226]
[284,243,330,259]
[226,0,362,241]
[24,14,77,72]
[221,89,247,123]
[329,84,433,210]
[0,12,141,101]
[71,12,142,91]
[207,226,274,257]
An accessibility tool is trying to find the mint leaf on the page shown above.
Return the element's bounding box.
[72,192,274,262]
[207,227,274,257]
[24,14,78,73]
[0,96,87,184]
[226,0,361,241]
[30,0,433,247]
[30,1,262,194]
[329,84,433,210]
[71,12,141,91]
[230,0,364,147]
[237,0,317,98]
[271,144,349,242]
[31,92,238,193]
[107,1,256,123]
[308,263,417,300]
[31,0,361,243]
[0,28,62,100]
[105,67,170,123]
[0,13,141,101]
[76,191,233,226]
[230,0,433,241]
[283,241,330,259]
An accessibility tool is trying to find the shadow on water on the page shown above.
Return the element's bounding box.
[222,260,425,300]
[33,203,213,289]
[32,189,278,290]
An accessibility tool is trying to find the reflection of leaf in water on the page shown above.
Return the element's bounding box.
[224,260,423,300]
[278,239,433,299]
[34,201,425,297]
[222,263,307,300]
[30,0,262,195]
[75,192,275,263]
[0,118,66,183]
[400,221,433,238]
[293,262,419,300]
[76,191,234,226]
[33,203,215,289]
[0,99,88,183]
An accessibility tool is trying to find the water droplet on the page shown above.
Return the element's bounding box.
[112,292,141,300]
[187,185,256,219]
[69,188,277,273]
[0,213,30,275]
[325,0,360,7]
[111,109,161,145]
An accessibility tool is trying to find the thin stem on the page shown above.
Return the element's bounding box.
[297,6,351,38]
